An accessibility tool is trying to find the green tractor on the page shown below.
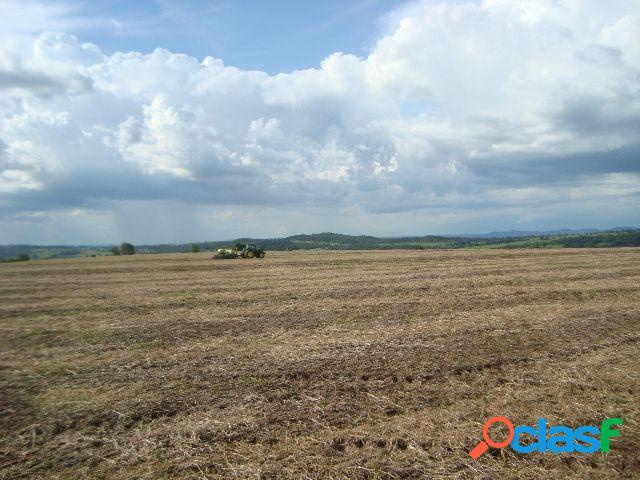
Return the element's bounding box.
[240,243,266,258]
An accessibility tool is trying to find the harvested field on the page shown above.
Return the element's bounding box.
[1,248,639,479]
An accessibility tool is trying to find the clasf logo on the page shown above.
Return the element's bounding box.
[469,416,622,459]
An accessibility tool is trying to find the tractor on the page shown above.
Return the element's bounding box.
[240,243,265,258]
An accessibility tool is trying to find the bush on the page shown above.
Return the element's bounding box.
[18,254,29,261]
[190,244,200,253]
[120,243,135,255]
[110,247,120,256]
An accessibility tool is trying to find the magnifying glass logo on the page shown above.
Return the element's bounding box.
[469,416,514,459]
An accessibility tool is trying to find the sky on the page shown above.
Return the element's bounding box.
[0,0,639,244]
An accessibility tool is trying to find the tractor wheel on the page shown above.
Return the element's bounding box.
[259,252,266,258]
[246,250,254,258]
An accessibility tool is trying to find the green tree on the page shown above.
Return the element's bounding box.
[110,247,120,256]
[120,242,135,255]
[190,244,200,253]
[235,242,244,251]
[18,254,29,261]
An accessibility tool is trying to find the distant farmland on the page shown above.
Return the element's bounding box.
[2,229,640,260]
[1,249,639,479]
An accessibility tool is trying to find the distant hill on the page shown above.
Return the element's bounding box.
[456,228,602,238]
[1,228,639,260]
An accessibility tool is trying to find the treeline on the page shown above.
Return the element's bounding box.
[552,230,640,248]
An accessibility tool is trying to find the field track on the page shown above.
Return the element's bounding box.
[1,249,639,479]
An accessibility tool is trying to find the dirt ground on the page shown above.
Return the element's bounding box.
[1,249,639,479]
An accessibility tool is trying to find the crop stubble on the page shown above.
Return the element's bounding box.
[0,248,639,479]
